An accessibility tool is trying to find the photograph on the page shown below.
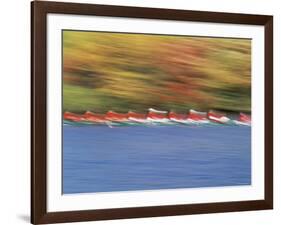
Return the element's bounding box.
[31,1,273,223]
[62,30,252,194]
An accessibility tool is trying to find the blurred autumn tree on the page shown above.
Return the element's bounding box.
[63,31,251,113]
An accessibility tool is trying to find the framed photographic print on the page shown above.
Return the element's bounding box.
[31,1,273,224]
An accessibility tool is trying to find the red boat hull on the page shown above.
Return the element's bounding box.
[207,111,230,124]
[147,111,168,120]
[64,112,83,122]
[106,111,129,122]
[187,110,207,121]
[83,111,106,123]
[128,112,146,120]
[169,112,187,120]
[239,113,251,123]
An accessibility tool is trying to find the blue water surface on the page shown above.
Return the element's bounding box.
[63,125,251,194]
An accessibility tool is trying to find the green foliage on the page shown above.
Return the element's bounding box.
[63,31,251,113]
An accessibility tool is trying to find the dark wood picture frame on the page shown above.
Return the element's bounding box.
[31,1,273,224]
